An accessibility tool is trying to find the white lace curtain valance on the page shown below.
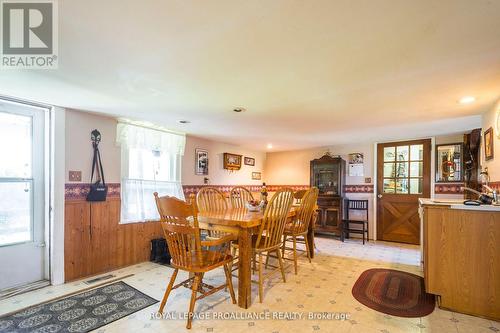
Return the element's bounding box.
[116,122,186,156]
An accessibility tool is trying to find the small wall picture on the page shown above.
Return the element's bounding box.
[223,152,242,171]
[348,153,364,164]
[252,172,261,180]
[195,149,209,175]
[484,127,494,161]
[244,157,255,166]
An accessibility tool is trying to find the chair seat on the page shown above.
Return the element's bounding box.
[343,219,368,225]
[344,229,365,234]
[284,223,307,235]
[232,234,279,251]
[171,250,233,272]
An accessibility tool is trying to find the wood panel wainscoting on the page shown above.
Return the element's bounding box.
[64,185,163,281]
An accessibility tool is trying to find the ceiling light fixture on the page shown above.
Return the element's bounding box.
[233,107,246,113]
[267,143,273,149]
[459,96,476,104]
[178,120,190,124]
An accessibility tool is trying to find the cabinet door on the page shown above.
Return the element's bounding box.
[324,209,340,229]
[64,201,92,281]
[90,199,120,274]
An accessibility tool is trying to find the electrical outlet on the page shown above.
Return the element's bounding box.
[69,171,82,182]
[364,177,372,184]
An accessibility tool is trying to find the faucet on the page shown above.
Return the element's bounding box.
[461,186,494,205]
[482,184,498,204]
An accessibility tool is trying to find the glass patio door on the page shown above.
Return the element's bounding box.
[0,100,48,292]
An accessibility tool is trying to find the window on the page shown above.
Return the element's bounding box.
[0,112,33,245]
[383,144,424,194]
[116,122,185,223]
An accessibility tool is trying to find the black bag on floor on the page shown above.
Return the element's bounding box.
[150,238,171,264]
[87,129,108,202]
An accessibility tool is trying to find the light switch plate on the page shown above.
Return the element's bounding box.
[69,171,82,182]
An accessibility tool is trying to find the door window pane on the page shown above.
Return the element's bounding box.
[0,182,32,245]
[0,113,32,178]
[410,162,423,177]
[383,163,395,178]
[410,144,423,161]
[383,179,395,193]
[396,146,409,161]
[384,147,395,162]
[395,178,409,194]
[410,178,423,194]
[396,162,409,178]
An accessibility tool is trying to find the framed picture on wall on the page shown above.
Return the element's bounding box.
[252,172,261,180]
[484,127,494,161]
[195,149,209,175]
[244,157,255,166]
[223,153,242,171]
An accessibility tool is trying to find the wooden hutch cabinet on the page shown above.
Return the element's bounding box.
[310,154,346,235]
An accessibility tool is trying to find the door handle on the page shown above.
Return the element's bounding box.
[377,194,383,199]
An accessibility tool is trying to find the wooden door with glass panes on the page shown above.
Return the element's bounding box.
[376,139,431,244]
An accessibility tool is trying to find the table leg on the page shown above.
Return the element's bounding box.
[238,228,252,308]
[306,212,317,259]
[306,226,315,259]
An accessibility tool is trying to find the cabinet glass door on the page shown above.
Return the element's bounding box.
[313,164,339,195]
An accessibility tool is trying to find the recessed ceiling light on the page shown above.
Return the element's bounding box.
[267,143,273,149]
[459,96,476,104]
[178,120,190,124]
[233,107,246,113]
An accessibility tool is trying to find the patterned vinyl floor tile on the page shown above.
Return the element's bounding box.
[0,237,496,333]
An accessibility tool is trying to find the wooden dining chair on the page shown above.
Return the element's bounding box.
[229,186,254,209]
[282,187,319,274]
[154,193,236,329]
[196,187,228,212]
[252,188,294,302]
[293,189,307,204]
[196,187,229,238]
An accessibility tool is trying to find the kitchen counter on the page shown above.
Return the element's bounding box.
[419,198,500,211]
[419,200,500,320]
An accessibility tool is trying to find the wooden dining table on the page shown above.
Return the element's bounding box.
[197,207,315,309]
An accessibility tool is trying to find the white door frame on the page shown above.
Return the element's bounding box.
[0,96,53,295]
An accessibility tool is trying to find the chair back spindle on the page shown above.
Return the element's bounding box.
[196,187,229,238]
[290,187,319,234]
[230,186,254,209]
[196,187,228,213]
[293,189,307,205]
[255,188,294,250]
[154,193,203,270]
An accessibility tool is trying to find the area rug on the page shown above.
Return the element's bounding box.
[0,281,158,333]
[352,268,435,317]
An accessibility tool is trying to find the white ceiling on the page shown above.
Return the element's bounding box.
[1,0,499,151]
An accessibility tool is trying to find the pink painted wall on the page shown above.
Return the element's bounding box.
[481,99,500,182]
[265,143,375,238]
[183,135,265,186]
[65,109,266,187]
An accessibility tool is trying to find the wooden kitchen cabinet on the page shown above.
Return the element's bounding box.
[420,200,500,321]
[310,154,346,235]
